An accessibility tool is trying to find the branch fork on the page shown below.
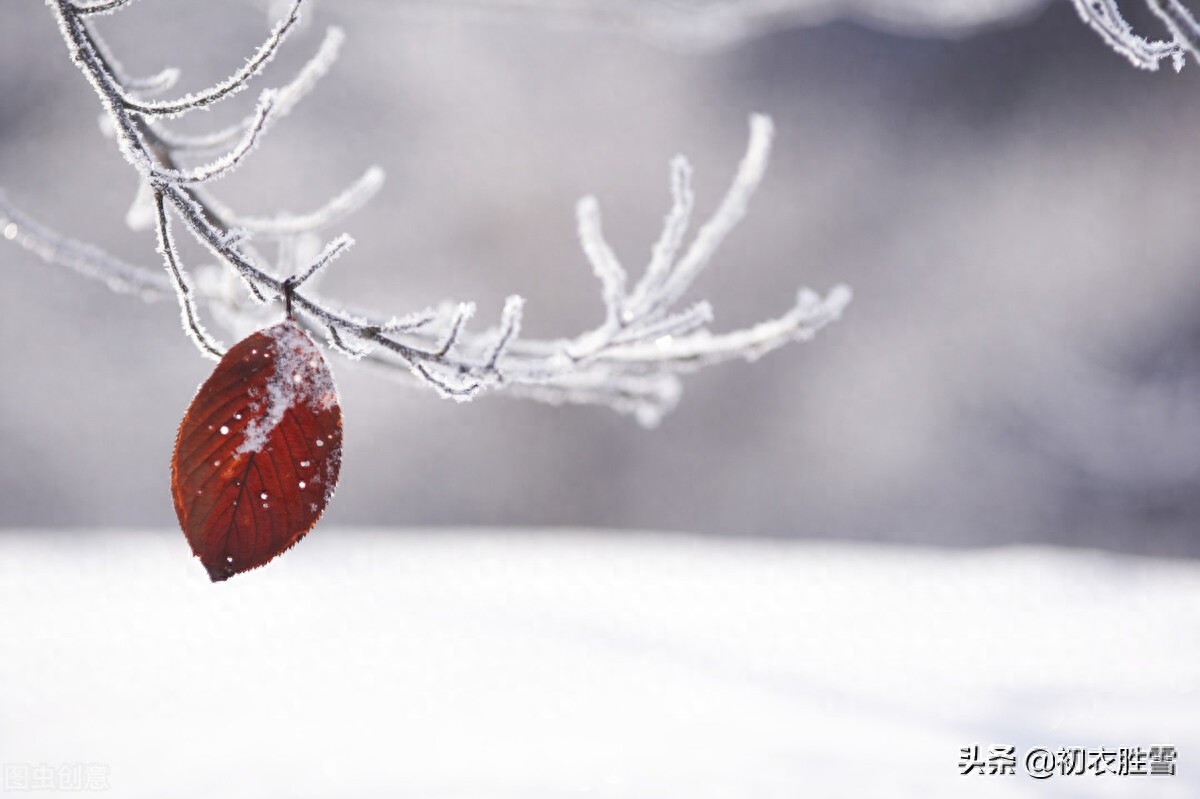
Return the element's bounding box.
[2,0,851,425]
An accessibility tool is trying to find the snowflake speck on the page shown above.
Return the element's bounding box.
[219,425,229,435]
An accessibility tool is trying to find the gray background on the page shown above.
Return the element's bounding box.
[4,0,1200,555]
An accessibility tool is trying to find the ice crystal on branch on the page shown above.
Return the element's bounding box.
[1071,0,1200,70]
[2,0,850,425]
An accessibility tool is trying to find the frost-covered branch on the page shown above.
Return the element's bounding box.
[2,0,850,425]
[1071,0,1200,70]
[0,189,168,298]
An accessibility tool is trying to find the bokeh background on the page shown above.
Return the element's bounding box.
[4,0,1200,556]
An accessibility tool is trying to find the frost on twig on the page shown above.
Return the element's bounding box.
[3,0,850,426]
[1070,0,1200,70]
[0,189,168,299]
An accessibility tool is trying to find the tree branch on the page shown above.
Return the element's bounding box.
[3,0,851,425]
[1071,0,1191,70]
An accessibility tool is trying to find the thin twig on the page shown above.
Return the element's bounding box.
[4,0,851,425]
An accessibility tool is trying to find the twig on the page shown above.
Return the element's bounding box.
[3,0,851,425]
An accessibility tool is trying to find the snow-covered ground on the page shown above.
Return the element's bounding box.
[1,529,1197,797]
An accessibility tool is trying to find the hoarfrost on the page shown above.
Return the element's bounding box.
[1,0,851,426]
[1071,0,1195,71]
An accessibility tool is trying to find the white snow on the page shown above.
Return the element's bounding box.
[235,321,337,456]
[0,530,1196,798]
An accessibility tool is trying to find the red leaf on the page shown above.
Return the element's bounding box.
[171,319,342,582]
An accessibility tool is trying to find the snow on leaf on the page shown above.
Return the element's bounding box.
[171,319,342,582]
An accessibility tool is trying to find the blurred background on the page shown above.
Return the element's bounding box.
[4,0,1200,556]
